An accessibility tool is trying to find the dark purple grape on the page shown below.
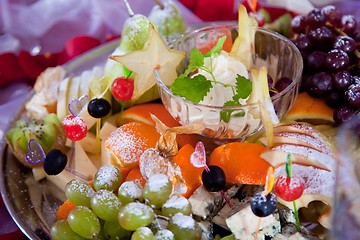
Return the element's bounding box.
[306,8,326,29]
[275,77,293,93]
[292,34,312,52]
[267,74,274,89]
[308,26,335,47]
[325,90,343,108]
[306,72,333,97]
[307,51,326,70]
[326,49,350,71]
[334,105,355,125]
[333,36,357,54]
[250,192,277,217]
[345,84,360,109]
[352,76,360,84]
[333,70,352,91]
[87,98,111,118]
[202,165,226,192]
[341,15,357,35]
[352,30,360,42]
[44,149,67,175]
[291,15,307,34]
[321,5,341,26]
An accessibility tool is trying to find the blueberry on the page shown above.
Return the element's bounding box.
[250,192,277,217]
[44,149,67,175]
[202,165,226,192]
[87,98,111,118]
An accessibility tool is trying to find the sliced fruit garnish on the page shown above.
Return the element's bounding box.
[110,23,185,101]
[230,4,258,68]
[89,76,111,98]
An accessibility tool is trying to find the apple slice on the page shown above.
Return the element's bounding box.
[46,169,78,192]
[261,143,334,171]
[259,132,332,155]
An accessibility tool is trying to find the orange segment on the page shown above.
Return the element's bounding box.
[125,167,146,186]
[104,122,160,169]
[56,199,76,221]
[196,28,233,54]
[172,144,203,198]
[208,142,270,185]
[284,92,335,124]
[118,103,197,147]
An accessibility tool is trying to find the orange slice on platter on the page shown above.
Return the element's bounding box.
[117,103,197,147]
[208,142,271,185]
[172,144,203,198]
[104,122,160,169]
[283,92,335,125]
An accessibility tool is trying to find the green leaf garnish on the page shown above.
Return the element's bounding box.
[180,48,204,78]
[170,74,212,103]
[235,74,252,99]
[203,36,226,57]
[220,100,246,123]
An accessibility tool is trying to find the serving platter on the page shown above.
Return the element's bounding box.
[0,38,120,240]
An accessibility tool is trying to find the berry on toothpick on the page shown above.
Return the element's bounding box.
[62,95,89,168]
[274,153,304,232]
[190,141,232,207]
[111,76,134,102]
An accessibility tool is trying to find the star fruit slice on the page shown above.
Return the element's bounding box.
[109,23,185,101]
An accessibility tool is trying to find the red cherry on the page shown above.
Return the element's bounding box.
[111,77,134,101]
[274,175,305,201]
[61,115,88,141]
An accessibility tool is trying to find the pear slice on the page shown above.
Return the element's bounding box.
[46,169,78,192]
[229,4,258,68]
[56,77,71,121]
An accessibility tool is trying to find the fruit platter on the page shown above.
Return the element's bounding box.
[1,1,360,240]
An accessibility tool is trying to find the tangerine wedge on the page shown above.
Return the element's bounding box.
[104,122,160,169]
[208,142,270,185]
[284,92,335,125]
[125,167,146,187]
[172,144,203,198]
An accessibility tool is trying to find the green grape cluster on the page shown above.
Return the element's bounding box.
[50,165,202,240]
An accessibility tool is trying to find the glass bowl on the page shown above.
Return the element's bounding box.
[155,24,303,140]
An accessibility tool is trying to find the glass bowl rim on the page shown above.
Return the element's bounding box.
[155,24,303,111]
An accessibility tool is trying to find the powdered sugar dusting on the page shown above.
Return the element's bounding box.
[155,229,174,238]
[163,195,189,209]
[126,202,153,216]
[93,189,121,209]
[275,132,332,155]
[148,174,170,192]
[171,213,195,229]
[104,123,146,164]
[275,164,334,196]
[119,181,142,198]
[66,179,94,198]
[95,165,121,188]
[273,144,335,170]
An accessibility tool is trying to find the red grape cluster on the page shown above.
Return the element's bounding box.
[291,5,360,124]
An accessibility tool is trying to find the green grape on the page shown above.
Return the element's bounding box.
[161,195,192,217]
[118,181,143,205]
[90,189,122,221]
[118,202,154,231]
[93,165,122,192]
[143,174,172,206]
[65,179,95,208]
[50,220,84,240]
[154,229,175,240]
[131,227,155,240]
[67,206,101,239]
[168,213,202,240]
[103,220,131,240]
